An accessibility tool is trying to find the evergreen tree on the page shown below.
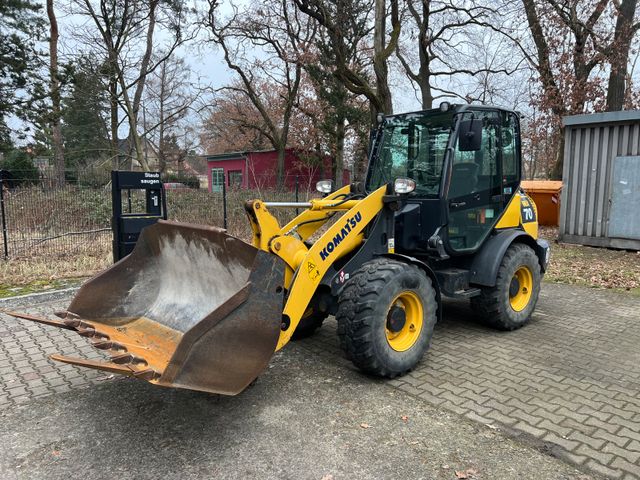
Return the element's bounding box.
[0,119,14,154]
[0,0,45,131]
[61,63,110,169]
[0,149,39,185]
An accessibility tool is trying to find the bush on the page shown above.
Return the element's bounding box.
[163,172,200,189]
[65,166,111,187]
[0,150,39,186]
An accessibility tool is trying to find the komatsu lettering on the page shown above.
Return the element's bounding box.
[320,212,362,260]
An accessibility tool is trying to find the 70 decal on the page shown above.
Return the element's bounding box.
[521,202,536,223]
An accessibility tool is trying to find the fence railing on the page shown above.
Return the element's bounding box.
[0,173,319,261]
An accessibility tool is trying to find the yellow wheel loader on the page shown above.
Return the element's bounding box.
[6,104,550,395]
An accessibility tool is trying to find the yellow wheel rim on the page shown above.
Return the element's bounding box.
[509,266,533,312]
[385,291,423,352]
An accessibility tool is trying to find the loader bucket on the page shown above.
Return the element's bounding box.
[7,220,285,395]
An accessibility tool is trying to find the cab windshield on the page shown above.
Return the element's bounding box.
[367,111,454,196]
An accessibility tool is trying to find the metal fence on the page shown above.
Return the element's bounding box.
[0,173,316,261]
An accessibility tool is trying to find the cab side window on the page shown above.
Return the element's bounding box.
[501,112,521,198]
[449,111,501,199]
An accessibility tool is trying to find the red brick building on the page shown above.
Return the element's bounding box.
[203,149,350,192]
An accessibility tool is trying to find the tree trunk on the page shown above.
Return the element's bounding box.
[550,130,565,180]
[373,0,394,118]
[158,63,166,172]
[334,115,345,187]
[47,0,65,187]
[109,64,119,169]
[417,0,433,109]
[276,145,286,188]
[606,0,638,111]
[129,0,158,169]
[521,0,565,118]
[119,76,150,171]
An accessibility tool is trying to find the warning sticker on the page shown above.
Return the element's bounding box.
[307,260,320,281]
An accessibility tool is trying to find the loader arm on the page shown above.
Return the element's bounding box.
[245,185,388,350]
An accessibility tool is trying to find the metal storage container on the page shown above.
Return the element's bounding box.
[560,111,640,250]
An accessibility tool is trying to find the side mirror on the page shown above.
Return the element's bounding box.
[458,119,483,151]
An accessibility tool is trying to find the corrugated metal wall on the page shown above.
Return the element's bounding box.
[560,117,640,250]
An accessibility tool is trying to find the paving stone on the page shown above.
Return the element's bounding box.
[593,429,631,449]
[543,432,581,452]
[484,409,518,427]
[513,420,547,439]
[585,416,622,435]
[536,419,572,438]
[618,427,640,444]
[611,457,640,477]
[7,386,28,397]
[585,459,624,480]
[510,408,543,427]
[603,443,640,464]
[574,444,615,466]
[568,431,607,450]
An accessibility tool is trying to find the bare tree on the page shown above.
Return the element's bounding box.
[394,1,522,109]
[143,54,199,172]
[206,0,314,186]
[493,0,613,177]
[200,85,272,154]
[47,0,64,185]
[70,0,192,169]
[294,0,401,120]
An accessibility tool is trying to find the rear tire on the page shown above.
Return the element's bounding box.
[471,243,541,330]
[291,310,327,340]
[336,258,437,377]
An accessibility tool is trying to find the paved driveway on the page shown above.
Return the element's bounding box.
[308,284,640,479]
[1,283,639,479]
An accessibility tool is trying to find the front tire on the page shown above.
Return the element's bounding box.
[336,258,438,377]
[471,243,541,330]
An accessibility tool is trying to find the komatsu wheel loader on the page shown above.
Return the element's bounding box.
[6,104,549,395]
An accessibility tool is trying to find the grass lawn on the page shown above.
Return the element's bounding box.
[0,244,111,299]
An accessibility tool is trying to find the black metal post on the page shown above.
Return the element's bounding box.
[222,174,228,229]
[111,171,121,263]
[0,177,9,258]
[161,182,168,220]
[1,178,9,259]
[295,175,299,216]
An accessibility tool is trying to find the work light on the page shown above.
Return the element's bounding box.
[394,178,416,194]
[316,179,333,193]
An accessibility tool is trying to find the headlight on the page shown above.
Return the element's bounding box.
[316,179,333,193]
[393,178,416,194]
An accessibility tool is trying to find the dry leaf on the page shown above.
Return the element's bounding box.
[455,468,478,479]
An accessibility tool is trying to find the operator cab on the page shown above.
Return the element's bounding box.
[365,104,522,257]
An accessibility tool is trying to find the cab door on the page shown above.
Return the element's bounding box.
[446,110,517,253]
